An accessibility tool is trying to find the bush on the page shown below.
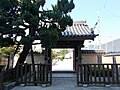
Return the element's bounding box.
[0,47,14,57]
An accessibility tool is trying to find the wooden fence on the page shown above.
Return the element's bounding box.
[16,63,52,86]
[77,63,120,86]
[0,68,15,90]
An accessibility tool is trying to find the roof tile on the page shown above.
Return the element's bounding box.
[62,21,94,37]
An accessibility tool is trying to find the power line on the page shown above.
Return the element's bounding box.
[104,0,108,8]
[103,0,120,18]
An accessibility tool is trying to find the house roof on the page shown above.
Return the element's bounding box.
[61,21,97,39]
[105,52,120,56]
[81,50,104,54]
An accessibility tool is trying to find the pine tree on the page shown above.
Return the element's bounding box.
[0,0,75,65]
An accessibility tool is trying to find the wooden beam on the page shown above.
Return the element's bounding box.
[59,35,96,41]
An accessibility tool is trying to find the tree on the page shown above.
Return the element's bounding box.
[0,46,14,70]
[59,49,69,59]
[52,50,58,59]
[0,0,75,65]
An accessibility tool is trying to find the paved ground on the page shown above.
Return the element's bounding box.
[52,58,73,71]
[11,77,120,90]
[52,51,73,71]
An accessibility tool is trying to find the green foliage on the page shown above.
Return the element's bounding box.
[52,50,58,59]
[0,0,18,11]
[0,47,14,57]
[20,37,30,45]
[39,28,59,48]
[0,0,20,47]
[0,0,75,50]
[22,12,33,23]
[57,0,75,14]
[30,16,39,28]
[43,0,74,32]
[59,49,69,58]
[38,0,74,48]
[0,16,6,26]
[58,15,73,31]
[0,38,15,47]
[52,49,69,61]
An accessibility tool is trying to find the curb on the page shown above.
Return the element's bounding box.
[4,82,16,90]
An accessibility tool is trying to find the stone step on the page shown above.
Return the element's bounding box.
[52,72,76,78]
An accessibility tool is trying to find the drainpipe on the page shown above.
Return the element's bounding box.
[113,56,117,81]
[76,46,82,64]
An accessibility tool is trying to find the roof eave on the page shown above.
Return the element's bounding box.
[59,34,98,41]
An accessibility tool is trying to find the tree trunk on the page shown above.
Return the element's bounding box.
[30,44,37,85]
[14,43,20,56]
[6,54,10,69]
[16,45,30,66]
[44,48,49,63]
[30,45,35,64]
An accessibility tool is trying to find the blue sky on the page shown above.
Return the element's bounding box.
[44,0,120,44]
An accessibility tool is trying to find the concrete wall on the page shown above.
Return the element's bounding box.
[25,53,98,64]
[0,56,7,66]
[25,54,45,64]
[82,53,120,64]
[102,55,120,64]
[81,53,98,64]
[25,53,120,64]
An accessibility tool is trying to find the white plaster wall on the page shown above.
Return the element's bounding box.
[82,54,98,64]
[25,54,45,64]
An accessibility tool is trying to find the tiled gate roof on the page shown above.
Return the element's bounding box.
[61,21,95,37]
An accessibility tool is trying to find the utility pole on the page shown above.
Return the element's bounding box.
[97,14,102,64]
[93,13,100,50]
[97,16,101,50]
